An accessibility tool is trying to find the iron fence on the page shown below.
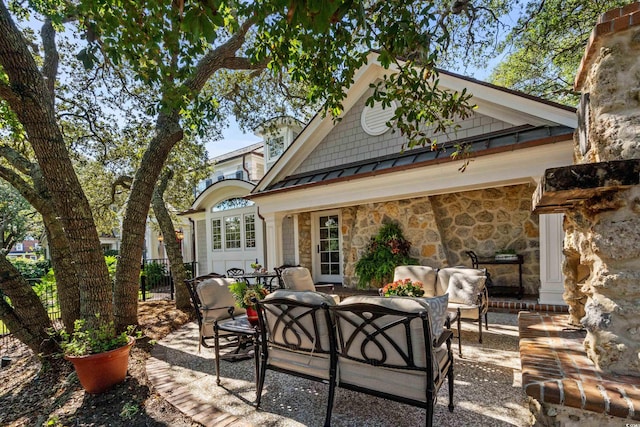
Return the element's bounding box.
[1,260,196,356]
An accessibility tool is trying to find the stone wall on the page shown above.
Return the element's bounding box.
[338,184,541,293]
[341,197,448,287]
[431,185,541,294]
[297,212,312,273]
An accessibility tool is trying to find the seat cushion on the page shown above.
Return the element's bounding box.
[197,278,245,323]
[262,290,336,353]
[446,272,486,305]
[337,295,447,361]
[447,302,482,320]
[268,347,331,380]
[281,267,316,292]
[393,265,437,297]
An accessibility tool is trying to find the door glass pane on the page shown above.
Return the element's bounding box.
[225,216,241,249]
[211,219,222,250]
[244,214,255,248]
[318,215,340,278]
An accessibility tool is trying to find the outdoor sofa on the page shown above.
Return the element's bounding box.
[393,265,489,356]
[256,289,455,427]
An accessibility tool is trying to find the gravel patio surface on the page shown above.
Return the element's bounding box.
[147,311,535,426]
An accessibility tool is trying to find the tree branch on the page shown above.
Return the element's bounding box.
[111,175,133,203]
[0,145,34,175]
[41,19,59,100]
[0,80,21,107]
[183,17,258,95]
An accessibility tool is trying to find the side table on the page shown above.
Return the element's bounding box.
[214,315,259,386]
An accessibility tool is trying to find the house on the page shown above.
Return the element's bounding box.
[244,53,576,304]
[7,238,40,260]
[179,117,303,275]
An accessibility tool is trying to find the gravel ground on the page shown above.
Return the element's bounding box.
[150,311,535,426]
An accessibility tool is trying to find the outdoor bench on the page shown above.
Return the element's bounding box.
[256,289,455,427]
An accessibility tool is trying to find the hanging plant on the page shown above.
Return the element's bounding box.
[354,221,418,289]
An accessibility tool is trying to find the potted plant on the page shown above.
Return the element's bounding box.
[354,221,419,289]
[250,262,262,272]
[380,278,425,297]
[228,281,269,325]
[56,316,137,394]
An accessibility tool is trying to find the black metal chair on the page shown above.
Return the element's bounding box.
[330,297,454,427]
[465,251,494,288]
[256,290,337,427]
[226,267,245,278]
[184,275,252,359]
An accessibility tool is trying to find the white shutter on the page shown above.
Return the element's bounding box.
[361,100,396,136]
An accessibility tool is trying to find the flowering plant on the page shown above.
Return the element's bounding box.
[229,281,269,308]
[380,278,425,297]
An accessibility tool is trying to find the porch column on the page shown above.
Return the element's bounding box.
[538,213,566,305]
[263,212,285,270]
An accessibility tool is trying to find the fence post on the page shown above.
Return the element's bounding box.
[140,274,146,302]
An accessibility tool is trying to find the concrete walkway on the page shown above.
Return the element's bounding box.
[146,312,534,426]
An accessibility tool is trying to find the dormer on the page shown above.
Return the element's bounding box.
[254,116,303,171]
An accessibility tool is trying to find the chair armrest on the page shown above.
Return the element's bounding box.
[314,284,335,291]
[434,329,453,347]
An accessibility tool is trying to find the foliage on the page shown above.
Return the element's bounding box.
[381,278,425,297]
[250,262,262,270]
[142,262,167,288]
[0,181,41,251]
[228,281,268,309]
[57,315,134,356]
[33,268,57,312]
[354,222,418,289]
[9,257,50,280]
[490,0,630,105]
[105,256,118,282]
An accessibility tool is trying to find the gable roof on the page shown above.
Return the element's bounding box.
[252,53,577,196]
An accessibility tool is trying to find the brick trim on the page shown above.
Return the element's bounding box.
[575,2,640,90]
[519,312,640,421]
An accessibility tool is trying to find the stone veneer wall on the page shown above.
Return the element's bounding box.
[341,198,448,288]
[431,185,541,294]
[297,212,312,274]
[338,184,541,293]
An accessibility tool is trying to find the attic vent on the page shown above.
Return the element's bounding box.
[361,100,396,136]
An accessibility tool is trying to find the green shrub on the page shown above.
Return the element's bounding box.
[143,262,167,287]
[9,257,50,280]
[354,221,418,289]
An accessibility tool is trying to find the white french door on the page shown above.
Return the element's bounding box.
[311,211,342,283]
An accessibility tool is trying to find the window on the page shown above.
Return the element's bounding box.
[15,243,23,252]
[225,216,241,249]
[211,219,222,250]
[267,136,284,160]
[217,175,224,181]
[235,170,243,179]
[205,178,213,187]
[244,214,256,248]
[211,198,254,212]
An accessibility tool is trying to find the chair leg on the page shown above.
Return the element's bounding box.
[448,362,455,412]
[324,380,336,427]
[478,307,483,344]
[426,390,435,427]
[255,349,268,407]
[485,311,489,330]
[456,309,462,358]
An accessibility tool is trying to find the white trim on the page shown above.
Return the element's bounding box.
[254,140,574,215]
[539,213,568,305]
[311,210,343,283]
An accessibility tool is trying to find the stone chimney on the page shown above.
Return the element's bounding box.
[533,3,640,376]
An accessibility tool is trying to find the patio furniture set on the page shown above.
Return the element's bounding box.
[185,265,489,426]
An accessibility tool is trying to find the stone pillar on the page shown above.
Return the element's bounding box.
[567,2,640,375]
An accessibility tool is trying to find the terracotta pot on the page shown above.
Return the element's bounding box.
[246,306,259,326]
[65,337,135,394]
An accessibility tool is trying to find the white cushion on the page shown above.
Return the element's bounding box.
[436,267,485,296]
[393,266,437,297]
[281,267,316,292]
[447,302,483,320]
[262,290,336,353]
[196,278,245,324]
[446,273,486,305]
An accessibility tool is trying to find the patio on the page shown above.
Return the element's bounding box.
[147,310,535,426]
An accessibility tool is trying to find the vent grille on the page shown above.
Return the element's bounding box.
[361,100,396,136]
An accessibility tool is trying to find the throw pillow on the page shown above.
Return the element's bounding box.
[446,273,486,305]
[416,294,449,341]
